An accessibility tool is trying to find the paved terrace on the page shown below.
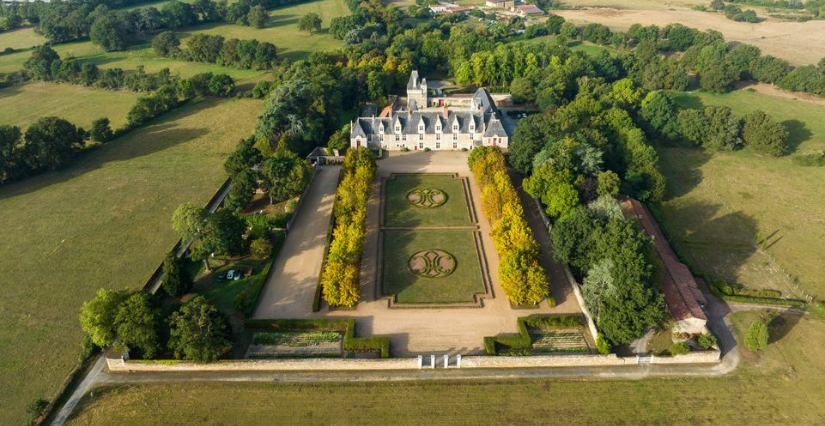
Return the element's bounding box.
[254,152,583,356]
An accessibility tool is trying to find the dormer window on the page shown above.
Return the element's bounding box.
[469,123,475,132]
[452,124,458,132]
[419,124,424,133]
[395,125,401,133]
[379,124,384,133]
[436,124,441,132]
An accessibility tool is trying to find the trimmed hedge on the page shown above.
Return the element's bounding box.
[706,278,805,307]
[245,318,390,358]
[483,315,585,355]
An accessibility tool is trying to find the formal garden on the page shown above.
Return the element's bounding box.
[382,174,474,227]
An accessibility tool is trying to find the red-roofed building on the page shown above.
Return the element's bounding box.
[623,199,708,334]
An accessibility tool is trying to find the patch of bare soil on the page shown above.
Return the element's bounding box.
[735,81,825,107]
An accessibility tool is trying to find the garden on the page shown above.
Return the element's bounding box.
[383,174,474,227]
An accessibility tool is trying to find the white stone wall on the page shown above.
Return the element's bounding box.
[106,357,418,372]
[649,350,721,364]
[462,354,628,368]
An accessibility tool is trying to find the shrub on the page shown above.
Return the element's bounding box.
[250,237,274,261]
[423,147,431,152]
[792,149,825,167]
[745,319,769,352]
[233,289,251,313]
[90,117,113,142]
[596,333,611,355]
[669,341,691,355]
[79,334,99,362]
[698,333,718,350]
[26,398,49,425]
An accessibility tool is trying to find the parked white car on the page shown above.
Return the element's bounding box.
[227,270,235,280]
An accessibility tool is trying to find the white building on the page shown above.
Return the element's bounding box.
[350,71,509,151]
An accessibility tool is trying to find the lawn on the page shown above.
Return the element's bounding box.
[0,25,47,50]
[653,89,825,298]
[0,97,262,426]
[381,229,485,303]
[0,39,264,80]
[383,174,473,227]
[0,82,139,130]
[175,0,347,61]
[64,311,825,425]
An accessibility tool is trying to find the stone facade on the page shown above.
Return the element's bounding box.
[350,71,509,151]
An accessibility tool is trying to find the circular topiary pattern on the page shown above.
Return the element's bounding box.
[406,188,447,208]
[408,250,456,278]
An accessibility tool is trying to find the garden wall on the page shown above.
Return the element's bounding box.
[648,350,721,364]
[106,357,416,372]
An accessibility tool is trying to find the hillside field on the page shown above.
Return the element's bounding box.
[0,97,262,426]
[0,82,139,130]
[655,89,825,298]
[64,311,825,425]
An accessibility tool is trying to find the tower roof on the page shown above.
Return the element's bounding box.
[407,70,421,90]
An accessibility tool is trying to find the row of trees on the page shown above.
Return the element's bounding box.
[320,148,376,307]
[0,117,88,184]
[468,147,551,305]
[640,91,790,156]
[80,288,231,362]
[153,32,279,70]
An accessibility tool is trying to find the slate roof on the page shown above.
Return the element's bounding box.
[623,199,708,323]
[407,70,425,90]
[353,110,495,137]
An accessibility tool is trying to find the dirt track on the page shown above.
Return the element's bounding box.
[555,8,825,65]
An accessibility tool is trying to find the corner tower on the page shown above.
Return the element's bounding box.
[406,70,427,108]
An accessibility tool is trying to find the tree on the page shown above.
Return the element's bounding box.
[582,258,616,319]
[559,22,579,39]
[741,110,789,156]
[640,91,680,142]
[22,116,85,172]
[114,292,160,358]
[167,296,231,362]
[745,319,769,352]
[327,124,350,151]
[710,0,725,10]
[161,251,193,297]
[152,31,180,57]
[206,209,248,256]
[225,169,257,212]
[90,13,129,52]
[298,12,322,34]
[508,114,553,175]
[208,73,234,96]
[596,170,620,198]
[523,163,580,219]
[250,237,273,260]
[0,124,22,183]
[247,5,268,28]
[79,288,131,348]
[172,202,207,242]
[90,117,113,143]
[259,150,312,204]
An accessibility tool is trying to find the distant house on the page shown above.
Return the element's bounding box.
[622,199,709,335]
[485,0,515,9]
[429,1,471,13]
[514,4,543,15]
[350,71,509,151]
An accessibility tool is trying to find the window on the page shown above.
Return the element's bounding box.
[419,134,423,141]
[436,125,441,132]
[469,124,475,132]
[436,134,441,141]
[435,142,441,149]
[452,141,458,149]
[453,133,458,140]
[395,126,401,133]
[452,124,458,132]
[403,134,407,141]
[419,125,424,133]
[380,134,384,142]
[419,142,424,149]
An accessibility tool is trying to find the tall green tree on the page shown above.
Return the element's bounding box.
[79,288,132,348]
[298,12,322,34]
[741,110,789,157]
[161,251,193,297]
[114,292,160,358]
[168,296,231,362]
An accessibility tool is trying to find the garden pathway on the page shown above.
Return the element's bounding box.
[253,152,583,356]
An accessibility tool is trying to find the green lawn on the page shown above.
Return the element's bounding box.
[654,89,825,298]
[65,312,825,425]
[176,0,347,61]
[0,82,139,130]
[381,229,485,303]
[383,174,473,227]
[0,25,47,50]
[0,97,262,426]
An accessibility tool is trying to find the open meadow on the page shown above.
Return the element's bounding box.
[0,97,262,426]
[64,311,825,425]
[0,25,47,50]
[654,89,825,298]
[176,0,347,61]
[0,82,139,130]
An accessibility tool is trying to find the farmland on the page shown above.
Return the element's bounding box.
[0,82,139,130]
[0,97,262,426]
[64,312,825,425]
[654,89,825,298]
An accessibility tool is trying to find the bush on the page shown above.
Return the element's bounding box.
[792,149,825,167]
[26,398,49,425]
[745,319,769,352]
[79,333,100,362]
[596,333,611,355]
[698,333,718,350]
[233,289,251,313]
[90,117,114,143]
[669,341,691,355]
[250,237,274,261]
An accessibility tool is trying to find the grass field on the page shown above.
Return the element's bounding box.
[381,229,485,303]
[64,311,825,425]
[176,0,347,61]
[653,89,825,298]
[0,25,47,50]
[384,174,472,227]
[0,97,262,426]
[0,82,139,130]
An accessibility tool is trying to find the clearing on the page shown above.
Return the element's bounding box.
[63,311,825,425]
[0,97,262,426]
[0,25,47,50]
[653,89,825,298]
[0,82,139,130]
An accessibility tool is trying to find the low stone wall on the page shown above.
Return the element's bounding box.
[106,357,417,372]
[649,350,721,365]
[462,354,627,368]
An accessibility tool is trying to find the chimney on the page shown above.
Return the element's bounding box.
[443,106,448,119]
